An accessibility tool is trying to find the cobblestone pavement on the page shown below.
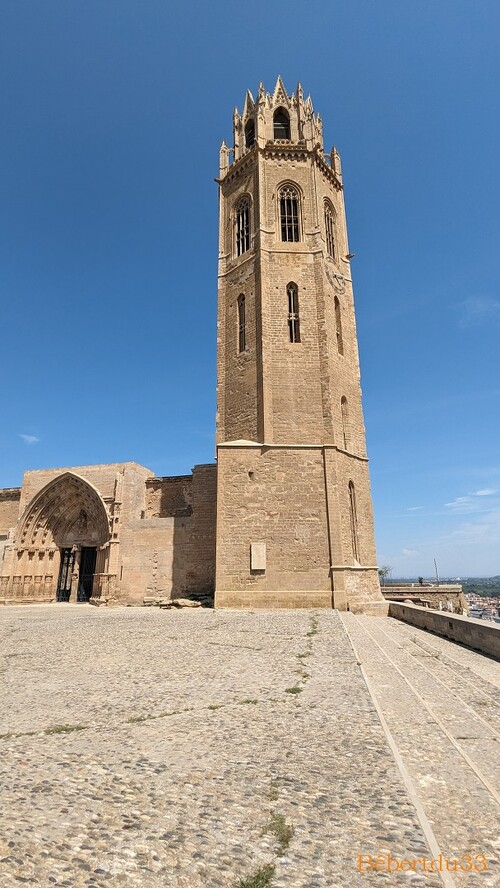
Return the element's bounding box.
[0,606,497,887]
[341,613,500,887]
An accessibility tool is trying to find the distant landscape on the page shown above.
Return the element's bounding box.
[385,577,500,598]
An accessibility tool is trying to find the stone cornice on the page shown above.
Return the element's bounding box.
[217,146,257,187]
[217,441,368,462]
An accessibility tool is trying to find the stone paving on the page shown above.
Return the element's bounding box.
[0,605,498,887]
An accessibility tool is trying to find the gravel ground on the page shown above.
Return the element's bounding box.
[1,605,496,887]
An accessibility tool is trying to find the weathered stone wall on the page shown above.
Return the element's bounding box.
[185,464,217,594]
[17,463,140,514]
[145,476,192,518]
[119,465,217,604]
[216,444,330,601]
[217,159,260,444]
[215,443,378,610]
[0,489,21,571]
[0,489,21,533]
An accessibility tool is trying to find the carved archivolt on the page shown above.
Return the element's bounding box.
[17,473,110,550]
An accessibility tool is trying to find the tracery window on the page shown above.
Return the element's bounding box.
[245,120,255,148]
[334,296,344,355]
[236,198,250,256]
[273,108,290,140]
[348,481,360,562]
[279,185,300,242]
[324,200,336,260]
[287,282,300,343]
[238,294,246,353]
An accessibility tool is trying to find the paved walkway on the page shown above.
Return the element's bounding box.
[0,605,498,887]
[341,613,500,887]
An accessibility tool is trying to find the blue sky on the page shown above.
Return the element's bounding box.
[1,1,499,577]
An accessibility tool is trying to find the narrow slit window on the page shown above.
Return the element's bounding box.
[348,481,360,562]
[279,186,300,242]
[334,296,344,355]
[236,199,250,256]
[341,396,350,449]
[287,282,300,343]
[273,109,290,140]
[324,201,336,260]
[238,295,246,353]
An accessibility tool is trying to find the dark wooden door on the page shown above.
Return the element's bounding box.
[57,548,75,602]
[78,547,97,602]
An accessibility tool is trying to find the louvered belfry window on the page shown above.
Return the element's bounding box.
[273,109,290,140]
[280,186,300,242]
[245,120,255,148]
[236,199,250,256]
[287,282,301,343]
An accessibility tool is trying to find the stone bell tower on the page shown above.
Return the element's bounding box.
[215,77,383,612]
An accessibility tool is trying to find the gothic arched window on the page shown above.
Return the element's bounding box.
[273,108,290,140]
[245,120,255,148]
[237,295,246,353]
[348,481,360,562]
[236,198,250,256]
[324,200,336,260]
[341,396,350,449]
[279,185,300,242]
[287,282,300,343]
[334,296,344,355]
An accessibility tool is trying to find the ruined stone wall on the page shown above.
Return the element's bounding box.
[185,464,217,594]
[0,489,21,571]
[145,476,192,518]
[0,489,21,533]
[119,465,216,604]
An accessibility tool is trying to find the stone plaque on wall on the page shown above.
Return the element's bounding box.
[250,541,266,572]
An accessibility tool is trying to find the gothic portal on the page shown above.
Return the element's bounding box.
[0,78,383,612]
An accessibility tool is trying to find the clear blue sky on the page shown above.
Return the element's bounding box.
[1,1,499,577]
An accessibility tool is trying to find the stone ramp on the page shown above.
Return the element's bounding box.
[342,612,500,885]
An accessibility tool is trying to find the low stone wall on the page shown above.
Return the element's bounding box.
[383,584,466,612]
[388,601,500,659]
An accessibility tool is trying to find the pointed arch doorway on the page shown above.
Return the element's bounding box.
[18,473,111,603]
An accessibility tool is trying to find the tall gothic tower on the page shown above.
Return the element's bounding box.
[215,78,383,612]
